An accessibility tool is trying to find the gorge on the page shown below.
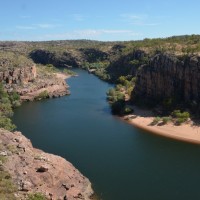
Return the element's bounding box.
[12,69,200,200]
[1,36,200,199]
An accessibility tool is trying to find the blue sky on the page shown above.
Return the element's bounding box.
[0,0,200,41]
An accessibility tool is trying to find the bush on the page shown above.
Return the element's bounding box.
[27,193,46,200]
[107,88,125,103]
[176,118,186,126]
[171,110,190,125]
[115,84,123,91]
[171,110,190,119]
[151,117,161,125]
[107,88,115,96]
[35,90,49,100]
[162,116,171,124]
[122,106,134,115]
[181,112,190,119]
[0,103,13,117]
[0,116,16,131]
[118,76,127,85]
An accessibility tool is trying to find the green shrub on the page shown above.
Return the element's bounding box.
[0,103,13,117]
[107,88,125,103]
[151,117,161,125]
[181,112,190,119]
[127,86,134,96]
[171,110,190,119]
[8,91,21,108]
[35,90,49,100]
[0,116,16,131]
[115,84,123,91]
[107,88,115,96]
[122,106,134,115]
[27,193,46,200]
[162,116,171,124]
[171,110,181,118]
[176,118,186,125]
[118,76,127,85]
[171,110,190,125]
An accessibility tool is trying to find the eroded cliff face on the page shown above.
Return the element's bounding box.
[30,50,80,68]
[132,53,200,104]
[0,65,36,84]
[106,50,147,82]
[0,128,94,200]
[1,64,69,101]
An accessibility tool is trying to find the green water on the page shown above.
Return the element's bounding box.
[12,69,200,200]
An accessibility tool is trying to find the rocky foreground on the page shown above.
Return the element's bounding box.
[0,129,94,200]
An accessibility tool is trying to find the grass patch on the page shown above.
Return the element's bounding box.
[27,193,47,200]
[0,156,8,164]
[63,68,77,76]
[0,170,17,200]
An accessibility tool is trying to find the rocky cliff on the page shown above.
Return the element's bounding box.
[14,71,70,101]
[30,50,80,68]
[132,53,200,106]
[106,50,147,82]
[0,65,36,84]
[0,128,94,200]
[0,60,69,101]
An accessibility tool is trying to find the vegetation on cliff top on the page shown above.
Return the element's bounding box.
[0,51,33,70]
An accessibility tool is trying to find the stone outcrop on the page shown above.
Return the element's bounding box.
[1,63,70,101]
[106,50,147,82]
[0,128,94,200]
[79,48,108,63]
[0,65,36,84]
[132,53,200,104]
[30,50,80,68]
[17,76,70,101]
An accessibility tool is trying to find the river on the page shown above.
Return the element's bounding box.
[12,69,200,200]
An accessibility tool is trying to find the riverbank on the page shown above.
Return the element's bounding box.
[19,72,71,101]
[122,106,200,145]
[54,72,72,80]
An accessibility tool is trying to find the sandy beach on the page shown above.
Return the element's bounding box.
[55,72,71,80]
[122,106,200,145]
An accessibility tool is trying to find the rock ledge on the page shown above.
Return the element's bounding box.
[0,129,94,200]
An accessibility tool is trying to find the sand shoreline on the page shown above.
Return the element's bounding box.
[121,106,200,145]
[54,72,71,79]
